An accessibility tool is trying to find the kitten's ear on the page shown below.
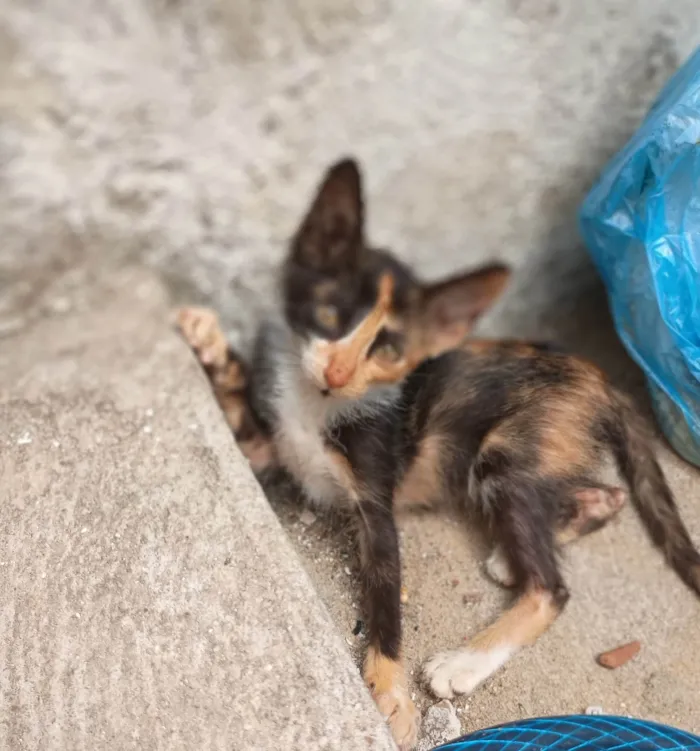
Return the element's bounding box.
[290,158,364,272]
[418,263,511,351]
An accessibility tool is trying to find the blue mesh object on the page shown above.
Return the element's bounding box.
[580,47,700,466]
[432,715,700,751]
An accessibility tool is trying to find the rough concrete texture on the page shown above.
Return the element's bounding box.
[2,0,700,347]
[0,266,395,751]
[2,0,700,745]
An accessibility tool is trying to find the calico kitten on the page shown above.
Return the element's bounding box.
[177,158,511,475]
[262,264,700,713]
[184,264,700,749]
[178,159,700,749]
[178,160,509,749]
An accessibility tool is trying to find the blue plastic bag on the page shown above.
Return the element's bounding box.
[580,47,700,466]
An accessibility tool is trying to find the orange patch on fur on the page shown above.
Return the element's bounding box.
[311,274,415,395]
[364,647,419,750]
[535,383,606,477]
[394,434,445,512]
[469,588,560,651]
[364,646,405,695]
[323,273,395,388]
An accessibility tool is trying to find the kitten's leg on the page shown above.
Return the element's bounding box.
[425,468,569,699]
[424,587,564,699]
[556,484,627,544]
[356,501,419,750]
[484,484,627,588]
[176,307,275,473]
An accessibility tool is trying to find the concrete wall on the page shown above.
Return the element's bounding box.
[2,0,700,350]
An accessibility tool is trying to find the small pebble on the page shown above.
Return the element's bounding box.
[416,700,461,751]
[17,434,32,446]
[597,640,641,669]
[400,586,409,604]
[585,706,604,715]
[299,509,317,526]
[344,566,352,576]
[143,425,152,434]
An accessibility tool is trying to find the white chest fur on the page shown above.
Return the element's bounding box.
[272,372,349,508]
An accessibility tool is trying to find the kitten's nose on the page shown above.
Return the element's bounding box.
[324,357,354,390]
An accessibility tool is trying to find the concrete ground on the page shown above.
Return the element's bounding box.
[0,266,396,751]
[1,0,700,747]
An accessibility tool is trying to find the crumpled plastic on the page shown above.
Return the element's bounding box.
[580,47,700,466]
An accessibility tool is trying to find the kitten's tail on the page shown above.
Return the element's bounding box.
[607,389,700,596]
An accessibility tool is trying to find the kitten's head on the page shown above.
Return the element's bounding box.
[300,272,410,398]
[282,158,511,397]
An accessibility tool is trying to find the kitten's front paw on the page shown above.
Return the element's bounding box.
[374,688,419,751]
[176,307,228,369]
[424,648,509,699]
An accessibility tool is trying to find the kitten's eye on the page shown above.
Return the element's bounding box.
[315,304,339,331]
[368,328,403,361]
[372,342,401,361]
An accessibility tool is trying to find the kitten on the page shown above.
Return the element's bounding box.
[263,273,700,731]
[178,161,700,750]
[177,157,511,475]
